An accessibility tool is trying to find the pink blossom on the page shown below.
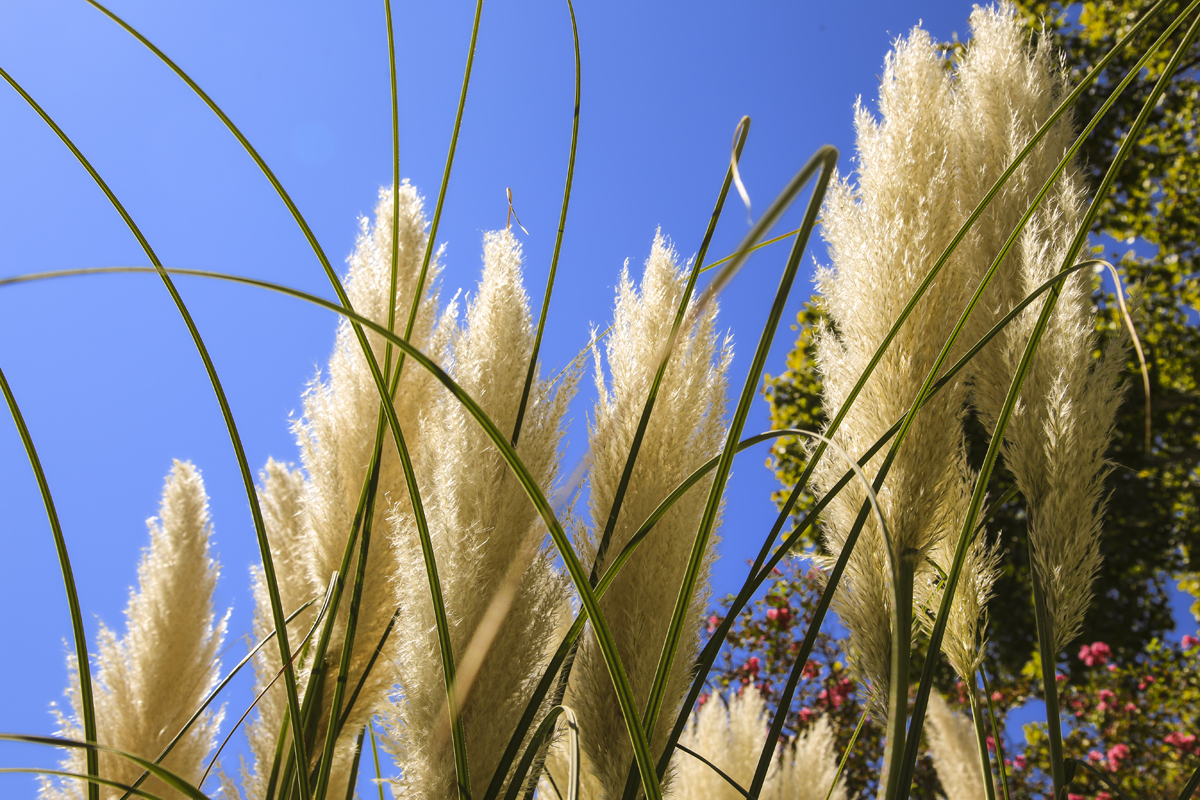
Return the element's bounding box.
[1124,702,1138,714]
[1107,743,1129,772]
[1087,749,1105,764]
[1183,634,1199,650]
[990,690,1003,702]
[986,735,996,752]
[1165,731,1198,753]
[1079,641,1111,666]
[798,707,815,723]
[698,693,710,706]
[745,657,760,675]
[1098,689,1116,702]
[766,608,779,622]
[1013,754,1027,770]
[1138,674,1156,690]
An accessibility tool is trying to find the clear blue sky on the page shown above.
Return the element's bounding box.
[2,1,1194,795]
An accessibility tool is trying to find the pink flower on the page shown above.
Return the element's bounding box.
[766,608,779,622]
[986,735,996,752]
[1087,749,1105,764]
[1068,795,1084,800]
[1013,754,1027,770]
[1165,731,1198,753]
[1098,689,1116,702]
[1107,743,1129,772]
[1079,641,1111,666]
[1138,674,1156,690]
[1183,634,1199,650]
[991,690,1003,702]
[1107,663,1118,671]
[745,657,760,675]
[1056,672,1068,683]
[1124,702,1138,714]
[798,707,815,723]
[698,693,710,706]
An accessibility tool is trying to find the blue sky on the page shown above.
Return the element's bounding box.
[2,0,1195,795]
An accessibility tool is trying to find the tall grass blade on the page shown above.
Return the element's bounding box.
[0,365,99,800]
[512,0,580,448]
[0,62,306,800]
[0,769,169,800]
[675,745,750,799]
[628,145,836,800]
[0,735,211,800]
[80,7,487,789]
[117,599,319,800]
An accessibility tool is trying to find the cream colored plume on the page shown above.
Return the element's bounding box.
[244,182,456,795]
[671,691,846,800]
[954,4,1125,654]
[812,23,983,716]
[566,232,731,799]
[926,693,991,800]
[384,229,575,800]
[42,461,225,800]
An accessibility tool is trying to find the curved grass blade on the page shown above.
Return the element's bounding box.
[626,144,837,800]
[1063,759,1137,800]
[675,745,750,799]
[500,706,574,800]
[117,598,319,800]
[591,115,751,588]
[685,4,1187,742]
[342,728,366,800]
[661,259,1103,781]
[0,364,99,800]
[895,12,1200,799]
[0,735,211,800]
[827,710,868,800]
[80,6,487,791]
[383,0,401,388]
[0,768,170,800]
[0,63,302,800]
[368,720,386,800]
[980,668,1011,800]
[512,0,580,448]
[200,574,338,789]
[746,429,894,799]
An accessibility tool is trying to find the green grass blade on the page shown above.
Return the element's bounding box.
[382,0,401,388]
[675,745,750,799]
[895,12,1200,798]
[342,728,366,800]
[827,711,867,800]
[660,259,1100,779]
[78,6,485,789]
[968,678,997,800]
[0,62,308,800]
[630,145,836,800]
[591,116,751,588]
[500,706,565,800]
[337,608,400,734]
[0,365,99,800]
[1064,759,1138,800]
[0,735,212,800]
[391,0,483,390]
[512,0,580,447]
[368,720,386,800]
[0,768,171,800]
[980,668,1011,800]
[117,599,318,800]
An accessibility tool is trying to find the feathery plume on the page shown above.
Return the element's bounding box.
[566,232,731,799]
[385,229,575,799]
[812,24,981,716]
[288,181,456,763]
[42,461,225,800]
[956,4,1125,653]
[242,459,317,799]
[925,693,990,800]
